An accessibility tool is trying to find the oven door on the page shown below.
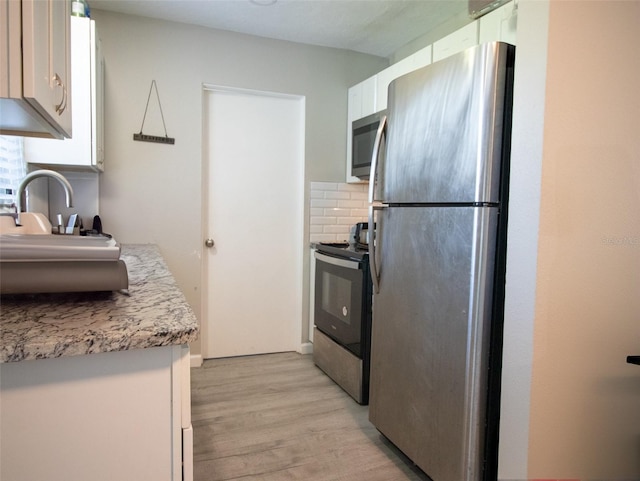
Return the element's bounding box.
[314,251,364,356]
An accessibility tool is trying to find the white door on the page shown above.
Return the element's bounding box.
[203,87,305,359]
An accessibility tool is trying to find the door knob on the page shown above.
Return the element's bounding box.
[205,238,215,248]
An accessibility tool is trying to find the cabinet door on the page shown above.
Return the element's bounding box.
[433,22,479,62]
[24,17,104,171]
[21,0,72,137]
[376,45,432,111]
[375,68,394,112]
[0,0,20,99]
[360,76,377,118]
[346,85,361,183]
[0,347,176,481]
[346,78,377,183]
[479,1,517,45]
[348,82,363,124]
[93,21,105,170]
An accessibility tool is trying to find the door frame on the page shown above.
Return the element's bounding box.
[200,84,306,359]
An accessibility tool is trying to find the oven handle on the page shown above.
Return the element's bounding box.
[314,251,361,270]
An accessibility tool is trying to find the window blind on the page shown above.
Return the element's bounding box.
[0,135,26,210]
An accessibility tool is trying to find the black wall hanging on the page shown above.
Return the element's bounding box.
[133,80,175,145]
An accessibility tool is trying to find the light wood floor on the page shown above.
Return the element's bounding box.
[191,351,431,481]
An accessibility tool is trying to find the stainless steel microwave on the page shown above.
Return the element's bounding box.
[351,110,386,180]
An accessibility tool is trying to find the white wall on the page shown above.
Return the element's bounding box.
[527,1,640,478]
[48,171,100,230]
[90,10,387,356]
[500,0,640,478]
[498,0,549,477]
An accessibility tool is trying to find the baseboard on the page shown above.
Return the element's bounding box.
[190,353,203,368]
[298,342,313,355]
[191,348,311,366]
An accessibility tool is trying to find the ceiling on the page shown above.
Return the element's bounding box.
[89,0,471,58]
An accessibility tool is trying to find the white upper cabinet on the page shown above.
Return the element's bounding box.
[346,46,433,183]
[0,0,72,139]
[345,1,517,183]
[376,45,432,111]
[25,17,105,172]
[346,76,377,183]
[479,1,518,45]
[348,76,378,122]
[432,22,479,62]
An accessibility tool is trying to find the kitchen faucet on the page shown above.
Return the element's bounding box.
[16,170,74,225]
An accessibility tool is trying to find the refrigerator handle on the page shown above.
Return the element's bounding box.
[367,115,387,205]
[368,115,386,295]
[368,204,381,294]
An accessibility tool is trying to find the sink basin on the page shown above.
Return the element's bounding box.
[0,222,129,294]
[0,212,53,235]
[0,233,121,262]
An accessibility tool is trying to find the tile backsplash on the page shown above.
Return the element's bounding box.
[309,181,368,243]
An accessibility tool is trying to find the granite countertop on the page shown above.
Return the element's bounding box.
[0,244,199,363]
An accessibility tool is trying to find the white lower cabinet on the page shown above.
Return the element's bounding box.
[0,345,192,481]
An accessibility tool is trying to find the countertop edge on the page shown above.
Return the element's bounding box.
[0,244,199,363]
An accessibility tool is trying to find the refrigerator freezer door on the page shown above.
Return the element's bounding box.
[383,42,513,204]
[368,205,498,481]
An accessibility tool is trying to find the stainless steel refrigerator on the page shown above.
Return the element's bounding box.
[367,42,515,481]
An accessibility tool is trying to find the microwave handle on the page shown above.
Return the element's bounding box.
[367,115,386,205]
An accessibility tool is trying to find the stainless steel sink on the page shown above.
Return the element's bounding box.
[0,212,53,235]
[0,233,121,262]
[0,220,129,294]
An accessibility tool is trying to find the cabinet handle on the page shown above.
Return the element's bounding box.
[53,73,67,115]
